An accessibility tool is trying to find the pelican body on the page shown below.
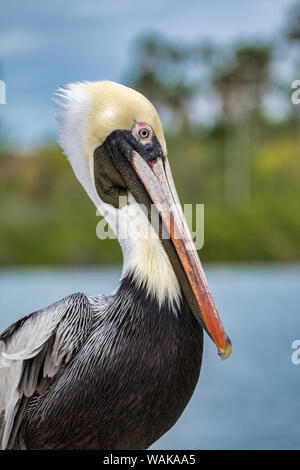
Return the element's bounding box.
[0,81,231,449]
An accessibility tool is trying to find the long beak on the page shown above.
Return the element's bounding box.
[131,150,232,360]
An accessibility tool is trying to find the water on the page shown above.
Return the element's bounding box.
[0,264,299,450]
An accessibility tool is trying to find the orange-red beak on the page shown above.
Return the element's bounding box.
[131,150,232,360]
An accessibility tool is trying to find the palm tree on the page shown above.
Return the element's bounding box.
[129,35,197,128]
[211,43,272,123]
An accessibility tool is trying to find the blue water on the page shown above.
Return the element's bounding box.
[0,264,299,450]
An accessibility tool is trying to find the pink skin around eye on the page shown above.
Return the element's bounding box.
[132,122,153,144]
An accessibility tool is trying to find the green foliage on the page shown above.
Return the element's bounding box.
[1,4,300,265]
[0,123,299,265]
[0,145,122,266]
[167,126,300,262]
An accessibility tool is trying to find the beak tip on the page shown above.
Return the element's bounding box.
[218,335,232,360]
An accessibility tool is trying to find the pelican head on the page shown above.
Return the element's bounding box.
[55,80,231,359]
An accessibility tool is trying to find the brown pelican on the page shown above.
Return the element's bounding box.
[0,81,231,450]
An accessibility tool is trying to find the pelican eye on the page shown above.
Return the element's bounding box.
[132,122,153,143]
[138,128,150,139]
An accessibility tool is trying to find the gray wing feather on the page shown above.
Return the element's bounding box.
[0,292,94,449]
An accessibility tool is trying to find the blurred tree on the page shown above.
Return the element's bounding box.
[211,43,273,122]
[130,35,273,130]
[129,36,275,206]
[283,1,300,150]
[208,43,273,205]
[286,1,300,41]
[2,10,300,265]
[130,35,198,128]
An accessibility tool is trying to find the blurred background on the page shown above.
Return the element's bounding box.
[0,0,300,449]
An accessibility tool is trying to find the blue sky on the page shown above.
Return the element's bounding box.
[0,0,296,147]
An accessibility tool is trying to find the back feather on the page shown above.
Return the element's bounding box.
[0,292,94,449]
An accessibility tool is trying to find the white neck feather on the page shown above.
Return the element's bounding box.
[118,193,181,308]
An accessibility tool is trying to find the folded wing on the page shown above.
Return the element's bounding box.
[0,292,94,449]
